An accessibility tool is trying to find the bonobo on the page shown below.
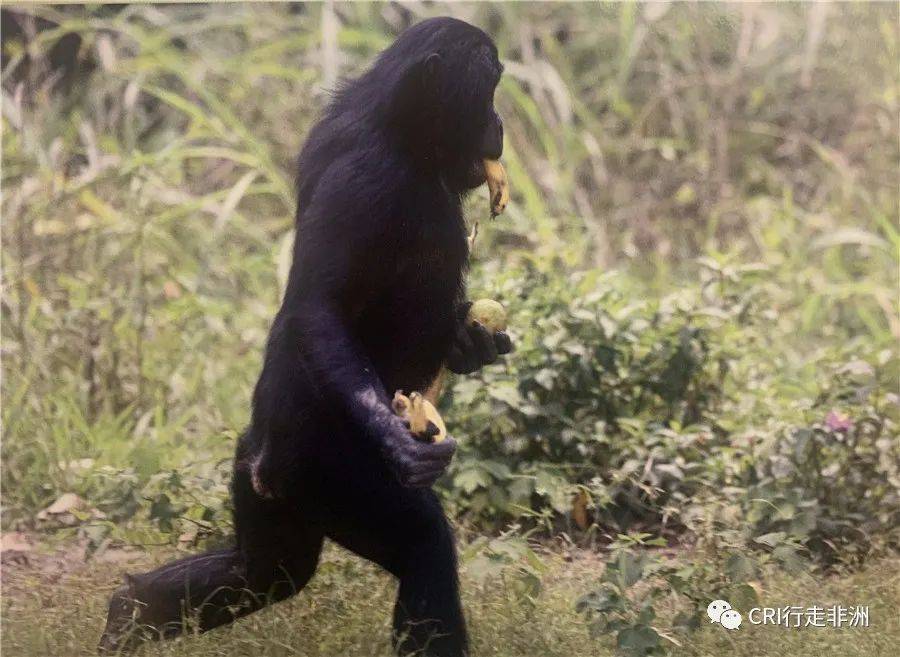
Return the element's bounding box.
[100,16,511,657]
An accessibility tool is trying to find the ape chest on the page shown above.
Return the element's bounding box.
[389,249,463,316]
[392,218,467,294]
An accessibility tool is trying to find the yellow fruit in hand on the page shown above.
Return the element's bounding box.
[392,391,447,443]
[483,159,509,217]
[468,298,507,333]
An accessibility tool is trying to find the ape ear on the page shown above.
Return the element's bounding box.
[422,53,442,78]
[420,53,442,96]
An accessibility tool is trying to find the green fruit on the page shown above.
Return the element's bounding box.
[468,299,507,333]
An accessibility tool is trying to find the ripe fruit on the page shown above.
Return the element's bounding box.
[392,391,447,443]
[483,159,509,217]
[468,298,508,333]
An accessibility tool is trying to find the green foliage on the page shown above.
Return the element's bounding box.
[1,1,897,583]
[449,259,898,565]
[445,263,737,524]
[462,532,547,605]
[4,540,898,656]
[576,534,756,656]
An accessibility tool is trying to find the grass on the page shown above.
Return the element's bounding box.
[2,540,898,657]
[2,4,898,657]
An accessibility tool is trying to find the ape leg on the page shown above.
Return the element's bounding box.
[98,469,323,653]
[98,547,249,652]
[321,461,467,657]
[391,514,466,657]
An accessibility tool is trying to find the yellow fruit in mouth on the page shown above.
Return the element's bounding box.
[468,298,507,333]
[483,159,509,217]
[392,391,447,443]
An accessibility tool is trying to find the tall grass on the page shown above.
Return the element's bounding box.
[2,2,897,523]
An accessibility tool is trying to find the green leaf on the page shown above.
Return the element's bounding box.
[454,468,491,494]
[605,551,648,589]
[617,625,660,656]
[725,553,757,583]
[488,383,524,408]
[725,582,759,610]
[773,545,808,575]
[810,228,890,252]
[754,531,787,548]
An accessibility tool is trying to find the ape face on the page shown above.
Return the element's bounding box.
[380,17,505,191]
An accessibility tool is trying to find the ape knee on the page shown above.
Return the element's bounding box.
[397,505,458,574]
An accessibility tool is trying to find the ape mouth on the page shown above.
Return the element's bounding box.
[461,159,487,189]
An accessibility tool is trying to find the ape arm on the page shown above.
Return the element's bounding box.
[286,295,409,437]
[286,297,456,487]
[275,177,456,487]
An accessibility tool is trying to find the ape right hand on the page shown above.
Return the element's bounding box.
[446,301,513,375]
[379,413,457,488]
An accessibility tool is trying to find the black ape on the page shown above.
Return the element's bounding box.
[100,17,509,657]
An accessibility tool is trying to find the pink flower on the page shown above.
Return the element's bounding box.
[825,410,853,432]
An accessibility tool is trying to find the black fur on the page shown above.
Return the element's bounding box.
[100,17,508,657]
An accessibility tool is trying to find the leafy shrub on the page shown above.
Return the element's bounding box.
[446,259,899,567]
[2,4,896,582]
[576,534,763,656]
[445,262,738,528]
[737,357,900,565]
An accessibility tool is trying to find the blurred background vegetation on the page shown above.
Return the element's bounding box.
[2,3,898,655]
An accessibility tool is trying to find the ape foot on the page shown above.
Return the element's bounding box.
[97,580,144,654]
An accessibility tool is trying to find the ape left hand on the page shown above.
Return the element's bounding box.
[446,301,513,375]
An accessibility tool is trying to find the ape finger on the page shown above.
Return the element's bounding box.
[405,471,446,488]
[469,322,498,364]
[420,434,456,460]
[400,449,456,488]
[407,459,453,478]
[455,300,474,322]
[447,345,479,374]
[394,459,447,488]
[493,330,513,355]
[455,320,475,353]
[421,421,442,442]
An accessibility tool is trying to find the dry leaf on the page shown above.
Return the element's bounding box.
[572,489,591,530]
[163,280,182,299]
[1,531,33,553]
[43,493,86,516]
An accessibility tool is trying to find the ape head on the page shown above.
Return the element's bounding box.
[375,17,504,190]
